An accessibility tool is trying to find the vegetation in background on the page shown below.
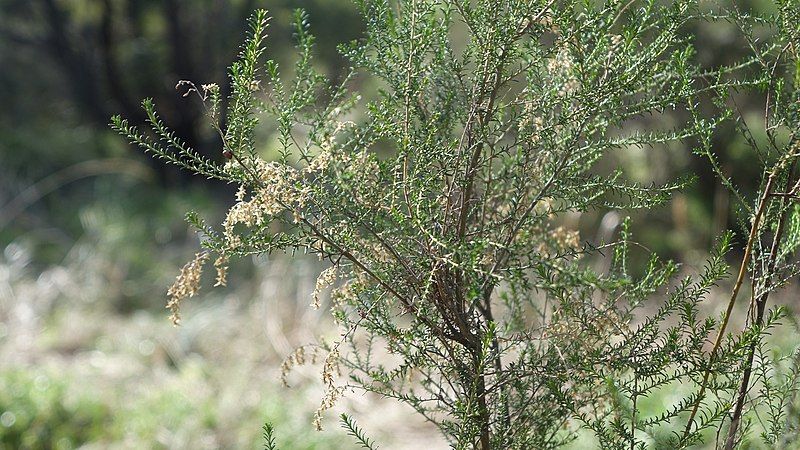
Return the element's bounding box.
[0,249,404,450]
[114,0,800,448]
[0,0,362,277]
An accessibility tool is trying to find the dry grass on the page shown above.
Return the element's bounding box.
[0,240,445,449]
[2,231,798,449]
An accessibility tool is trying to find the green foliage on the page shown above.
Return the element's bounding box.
[116,1,800,448]
[263,422,278,450]
[111,103,233,182]
[0,371,112,450]
[340,413,379,450]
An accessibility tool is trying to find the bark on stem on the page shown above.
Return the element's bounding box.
[723,162,795,449]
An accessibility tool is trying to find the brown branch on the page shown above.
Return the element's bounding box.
[682,164,782,441]
[724,161,796,449]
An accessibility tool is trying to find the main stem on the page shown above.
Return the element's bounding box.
[477,372,491,450]
[723,162,795,449]
[682,170,779,441]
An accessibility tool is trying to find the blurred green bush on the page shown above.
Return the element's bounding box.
[0,370,111,450]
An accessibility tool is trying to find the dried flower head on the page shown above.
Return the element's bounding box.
[313,384,344,431]
[222,159,309,247]
[321,347,340,385]
[307,147,333,172]
[166,252,210,325]
[280,345,321,387]
[547,48,579,96]
[311,266,338,309]
[201,83,220,95]
[551,226,580,252]
[214,254,229,287]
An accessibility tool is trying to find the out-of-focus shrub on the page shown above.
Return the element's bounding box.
[0,370,112,450]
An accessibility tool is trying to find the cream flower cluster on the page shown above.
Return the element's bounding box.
[547,48,579,96]
[222,159,307,247]
[311,266,338,310]
[166,252,210,325]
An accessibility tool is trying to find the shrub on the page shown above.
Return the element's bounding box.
[0,371,112,450]
[114,1,800,448]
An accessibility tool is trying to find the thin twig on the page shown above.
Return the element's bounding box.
[723,161,796,449]
[682,166,781,441]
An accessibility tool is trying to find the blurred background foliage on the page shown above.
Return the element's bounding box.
[0,0,795,448]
